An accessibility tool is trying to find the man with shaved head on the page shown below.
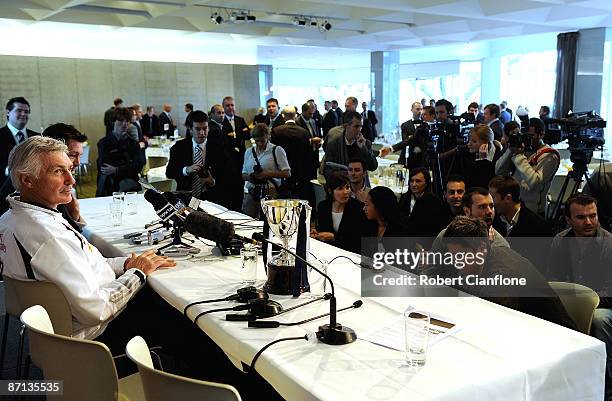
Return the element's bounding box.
[159,103,175,138]
[271,106,312,201]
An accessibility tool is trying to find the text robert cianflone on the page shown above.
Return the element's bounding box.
[371,249,486,270]
[372,274,527,287]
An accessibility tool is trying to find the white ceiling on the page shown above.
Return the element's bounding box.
[2,0,611,51]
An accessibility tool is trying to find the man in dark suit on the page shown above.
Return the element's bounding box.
[165,110,229,208]
[159,103,175,138]
[344,97,376,142]
[484,103,504,142]
[184,103,194,138]
[489,175,552,273]
[331,100,343,126]
[271,107,313,201]
[296,101,323,180]
[141,106,160,137]
[222,96,250,211]
[361,101,378,141]
[264,98,285,129]
[380,101,423,164]
[104,98,123,131]
[307,99,323,137]
[0,97,40,190]
[322,100,338,139]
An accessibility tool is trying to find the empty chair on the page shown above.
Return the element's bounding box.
[549,281,600,334]
[126,336,241,401]
[20,305,144,401]
[1,277,73,378]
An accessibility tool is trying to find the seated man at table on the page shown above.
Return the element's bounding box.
[547,194,612,397]
[321,111,377,180]
[166,110,231,208]
[0,136,176,354]
[424,216,575,329]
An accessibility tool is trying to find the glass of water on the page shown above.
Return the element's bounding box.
[240,247,258,285]
[109,202,123,226]
[404,310,430,368]
[125,191,138,215]
[112,191,125,210]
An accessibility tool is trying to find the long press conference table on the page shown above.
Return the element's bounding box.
[80,195,605,401]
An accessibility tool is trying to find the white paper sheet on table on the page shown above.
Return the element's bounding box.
[361,306,460,351]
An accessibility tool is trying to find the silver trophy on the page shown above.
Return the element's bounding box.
[260,198,311,295]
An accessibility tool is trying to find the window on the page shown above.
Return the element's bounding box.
[499,51,557,119]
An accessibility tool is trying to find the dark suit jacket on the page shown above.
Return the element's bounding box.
[400,191,453,243]
[141,114,160,137]
[165,137,230,207]
[322,111,338,138]
[96,134,143,196]
[222,115,250,156]
[489,120,504,142]
[334,108,343,124]
[271,122,312,184]
[265,114,285,129]
[158,112,175,138]
[361,110,378,142]
[397,119,420,165]
[296,115,321,179]
[316,197,367,253]
[0,126,40,189]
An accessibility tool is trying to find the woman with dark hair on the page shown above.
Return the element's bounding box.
[311,172,367,253]
[399,167,452,241]
[364,186,406,238]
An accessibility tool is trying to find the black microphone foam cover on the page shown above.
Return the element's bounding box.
[144,189,170,211]
[184,211,235,244]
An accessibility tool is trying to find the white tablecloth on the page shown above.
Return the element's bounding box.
[80,196,605,401]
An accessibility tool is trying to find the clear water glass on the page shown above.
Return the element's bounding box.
[109,202,123,226]
[125,192,138,215]
[241,247,258,285]
[404,310,430,368]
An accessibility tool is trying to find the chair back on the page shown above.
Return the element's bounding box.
[150,179,176,193]
[549,281,600,334]
[21,306,121,401]
[4,276,73,336]
[147,156,168,169]
[126,336,242,401]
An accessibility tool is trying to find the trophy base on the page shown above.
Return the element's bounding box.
[263,261,294,295]
[316,324,357,345]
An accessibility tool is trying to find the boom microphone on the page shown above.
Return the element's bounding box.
[183,210,256,246]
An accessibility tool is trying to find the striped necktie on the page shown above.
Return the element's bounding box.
[16,131,25,144]
[192,145,204,198]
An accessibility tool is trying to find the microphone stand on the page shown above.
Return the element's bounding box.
[248,235,357,345]
[157,220,197,252]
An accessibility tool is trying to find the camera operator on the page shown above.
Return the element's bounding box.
[241,123,291,218]
[380,106,435,170]
[495,117,560,215]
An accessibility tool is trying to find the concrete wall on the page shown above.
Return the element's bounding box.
[0,55,260,161]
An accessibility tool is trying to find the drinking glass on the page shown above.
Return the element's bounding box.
[404,310,430,368]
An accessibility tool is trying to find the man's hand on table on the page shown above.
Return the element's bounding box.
[124,249,176,275]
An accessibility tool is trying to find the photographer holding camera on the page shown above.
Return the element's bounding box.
[495,117,560,215]
[242,123,291,218]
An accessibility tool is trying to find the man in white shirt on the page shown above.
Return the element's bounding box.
[0,136,175,353]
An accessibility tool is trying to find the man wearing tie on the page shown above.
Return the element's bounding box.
[166,110,229,207]
[222,96,250,211]
[0,97,39,190]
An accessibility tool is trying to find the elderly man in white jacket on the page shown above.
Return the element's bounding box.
[0,136,175,348]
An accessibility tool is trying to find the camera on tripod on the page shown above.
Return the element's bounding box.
[546,111,606,168]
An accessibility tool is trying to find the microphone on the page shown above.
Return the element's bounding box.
[184,215,359,344]
[249,299,362,328]
[144,189,185,224]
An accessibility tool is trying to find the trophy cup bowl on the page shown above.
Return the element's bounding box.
[261,198,311,295]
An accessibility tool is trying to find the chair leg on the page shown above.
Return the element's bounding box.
[16,324,25,379]
[0,314,10,378]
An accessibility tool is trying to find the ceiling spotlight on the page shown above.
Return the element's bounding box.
[247,14,256,22]
[321,20,332,31]
[211,12,223,24]
[310,19,318,27]
[235,13,246,22]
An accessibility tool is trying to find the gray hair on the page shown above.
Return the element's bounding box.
[8,136,68,191]
[281,106,296,121]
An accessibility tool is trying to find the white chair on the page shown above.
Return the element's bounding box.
[21,305,145,401]
[0,277,73,379]
[549,281,600,334]
[126,336,241,401]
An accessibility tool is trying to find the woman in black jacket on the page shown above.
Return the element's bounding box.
[399,167,452,241]
[312,172,367,253]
